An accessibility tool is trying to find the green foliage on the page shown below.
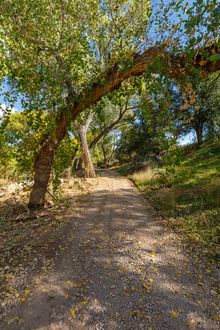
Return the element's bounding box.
[52,135,78,194]
[0,111,51,180]
[0,0,219,199]
[132,141,220,255]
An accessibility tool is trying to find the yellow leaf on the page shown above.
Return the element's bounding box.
[156,313,162,320]
[81,299,89,305]
[137,311,144,318]
[170,310,179,318]
[20,297,26,303]
[75,283,82,288]
[65,279,73,286]
[131,286,137,292]
[145,314,152,320]
[142,284,152,293]
[184,292,192,297]
[148,277,154,283]
[24,289,30,296]
[70,308,77,317]
[7,318,16,325]
[211,315,220,321]
[150,251,155,257]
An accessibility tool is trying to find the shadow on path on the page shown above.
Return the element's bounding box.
[1,171,220,329]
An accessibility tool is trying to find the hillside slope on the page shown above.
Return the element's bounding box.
[130,141,220,259]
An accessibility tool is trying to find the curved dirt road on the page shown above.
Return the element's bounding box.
[2,170,220,329]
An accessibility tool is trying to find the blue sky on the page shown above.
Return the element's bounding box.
[0,0,207,145]
[0,80,23,112]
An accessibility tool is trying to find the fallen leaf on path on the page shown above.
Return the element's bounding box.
[142,284,152,293]
[81,298,89,305]
[65,279,73,286]
[187,318,199,328]
[211,315,220,321]
[70,308,77,317]
[156,313,162,320]
[7,318,16,326]
[170,310,179,318]
[184,292,192,297]
[145,314,152,320]
[24,289,30,296]
[148,277,154,283]
[131,286,137,293]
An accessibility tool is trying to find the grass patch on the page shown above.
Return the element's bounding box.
[130,141,220,258]
[129,166,155,186]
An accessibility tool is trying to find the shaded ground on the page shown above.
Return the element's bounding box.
[0,170,219,329]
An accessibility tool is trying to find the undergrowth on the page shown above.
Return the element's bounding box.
[128,141,220,259]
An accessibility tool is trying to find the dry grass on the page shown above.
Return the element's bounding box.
[129,166,155,184]
[0,176,97,226]
[129,141,220,256]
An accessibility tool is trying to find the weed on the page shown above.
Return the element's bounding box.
[131,141,220,256]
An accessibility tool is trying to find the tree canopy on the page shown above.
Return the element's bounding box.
[0,0,219,208]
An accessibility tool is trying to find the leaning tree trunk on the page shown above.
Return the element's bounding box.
[77,113,96,178]
[28,111,69,209]
[28,45,220,208]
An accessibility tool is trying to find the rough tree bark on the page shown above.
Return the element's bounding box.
[194,124,203,145]
[77,112,96,178]
[28,45,220,208]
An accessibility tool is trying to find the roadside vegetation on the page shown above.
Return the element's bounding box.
[0,2,220,327]
[128,141,220,259]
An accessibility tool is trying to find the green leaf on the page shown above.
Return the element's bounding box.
[209,54,220,63]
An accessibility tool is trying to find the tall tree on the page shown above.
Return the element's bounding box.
[1,0,219,208]
[75,111,96,178]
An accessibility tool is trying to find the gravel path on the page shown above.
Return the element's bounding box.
[1,170,220,329]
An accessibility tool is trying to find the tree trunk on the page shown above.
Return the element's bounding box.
[194,124,203,145]
[79,128,96,178]
[77,113,96,178]
[28,111,69,209]
[28,45,220,208]
[29,141,54,209]
[101,142,108,166]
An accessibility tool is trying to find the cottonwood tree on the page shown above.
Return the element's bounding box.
[72,90,135,176]
[178,73,220,144]
[1,0,219,208]
[74,111,96,178]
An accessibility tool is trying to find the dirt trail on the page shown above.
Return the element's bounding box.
[1,170,219,330]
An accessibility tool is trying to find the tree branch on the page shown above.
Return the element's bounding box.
[71,44,220,121]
